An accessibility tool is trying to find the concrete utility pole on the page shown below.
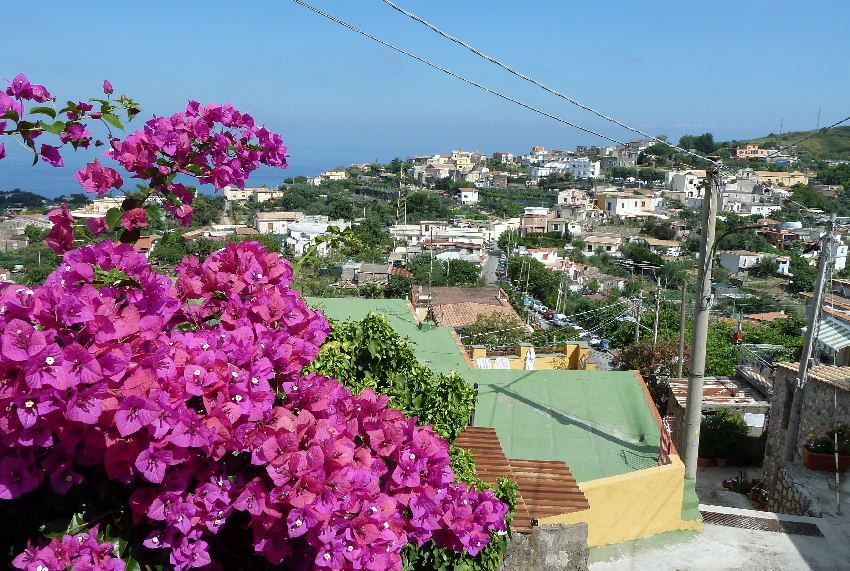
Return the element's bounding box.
[652,277,662,347]
[634,292,642,341]
[682,163,720,479]
[677,279,687,379]
[783,213,835,461]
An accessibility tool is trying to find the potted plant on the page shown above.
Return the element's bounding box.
[698,415,720,467]
[802,424,850,472]
[701,409,748,466]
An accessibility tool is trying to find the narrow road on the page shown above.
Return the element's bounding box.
[484,249,501,285]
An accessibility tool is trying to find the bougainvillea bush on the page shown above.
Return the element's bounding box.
[0,75,509,570]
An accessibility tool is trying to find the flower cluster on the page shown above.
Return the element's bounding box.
[805,424,850,455]
[12,526,124,571]
[1,74,128,168]
[0,240,507,569]
[75,100,289,229]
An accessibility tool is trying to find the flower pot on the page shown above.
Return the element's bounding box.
[714,457,728,467]
[697,456,713,467]
[801,447,850,472]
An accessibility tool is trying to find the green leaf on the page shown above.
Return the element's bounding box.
[2,109,19,122]
[184,164,206,176]
[105,207,124,230]
[102,113,124,130]
[145,205,167,228]
[124,558,142,571]
[41,120,66,135]
[29,106,56,119]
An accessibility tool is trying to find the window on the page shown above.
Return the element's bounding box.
[606,246,612,251]
[267,223,273,231]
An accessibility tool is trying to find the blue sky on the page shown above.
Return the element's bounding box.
[2,0,848,197]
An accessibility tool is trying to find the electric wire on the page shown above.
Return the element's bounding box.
[764,114,850,159]
[379,0,718,166]
[290,0,628,146]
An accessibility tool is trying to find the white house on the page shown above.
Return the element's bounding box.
[286,216,351,256]
[584,235,622,255]
[666,170,707,198]
[254,211,301,235]
[223,186,252,201]
[253,188,285,203]
[718,250,765,274]
[775,255,791,276]
[458,187,479,205]
[833,243,849,272]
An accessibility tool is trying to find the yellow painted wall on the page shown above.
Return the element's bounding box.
[469,343,593,370]
[540,454,701,546]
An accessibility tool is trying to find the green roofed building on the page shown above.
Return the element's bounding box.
[307,297,701,546]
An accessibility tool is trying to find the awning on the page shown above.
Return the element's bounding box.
[811,319,850,352]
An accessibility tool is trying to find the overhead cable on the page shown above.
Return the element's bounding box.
[764,114,850,159]
[380,0,718,165]
[290,0,627,146]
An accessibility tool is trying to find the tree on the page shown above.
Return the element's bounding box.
[756,257,778,277]
[637,167,665,184]
[445,258,482,286]
[644,142,674,160]
[186,191,224,228]
[149,231,188,265]
[328,197,355,221]
[386,274,413,299]
[225,232,282,253]
[619,338,689,413]
[610,166,638,180]
[678,133,717,154]
[461,312,526,350]
[788,253,817,293]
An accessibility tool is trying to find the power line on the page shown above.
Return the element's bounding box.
[290,0,627,146]
[764,114,850,159]
[380,0,717,166]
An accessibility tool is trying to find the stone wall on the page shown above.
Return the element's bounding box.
[500,523,589,571]
[769,462,818,516]
[763,363,850,508]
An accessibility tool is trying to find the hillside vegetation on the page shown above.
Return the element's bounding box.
[741,125,850,160]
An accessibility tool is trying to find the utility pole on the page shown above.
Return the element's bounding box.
[634,292,642,341]
[652,277,661,347]
[783,213,835,461]
[682,162,721,479]
[677,279,687,378]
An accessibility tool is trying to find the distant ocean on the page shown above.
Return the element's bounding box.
[0,151,326,199]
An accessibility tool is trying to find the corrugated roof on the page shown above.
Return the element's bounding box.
[454,427,589,534]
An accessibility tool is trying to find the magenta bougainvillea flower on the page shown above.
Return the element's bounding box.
[85,216,109,235]
[39,144,63,167]
[74,159,123,196]
[43,204,74,254]
[121,208,147,231]
[0,240,507,570]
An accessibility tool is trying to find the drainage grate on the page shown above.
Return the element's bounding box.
[700,510,824,537]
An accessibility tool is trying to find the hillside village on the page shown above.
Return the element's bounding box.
[3,133,850,568]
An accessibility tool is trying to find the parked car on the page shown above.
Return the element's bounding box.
[544,309,555,320]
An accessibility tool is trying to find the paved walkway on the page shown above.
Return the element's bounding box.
[589,465,850,570]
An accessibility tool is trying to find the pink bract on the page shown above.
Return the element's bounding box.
[0,240,507,570]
